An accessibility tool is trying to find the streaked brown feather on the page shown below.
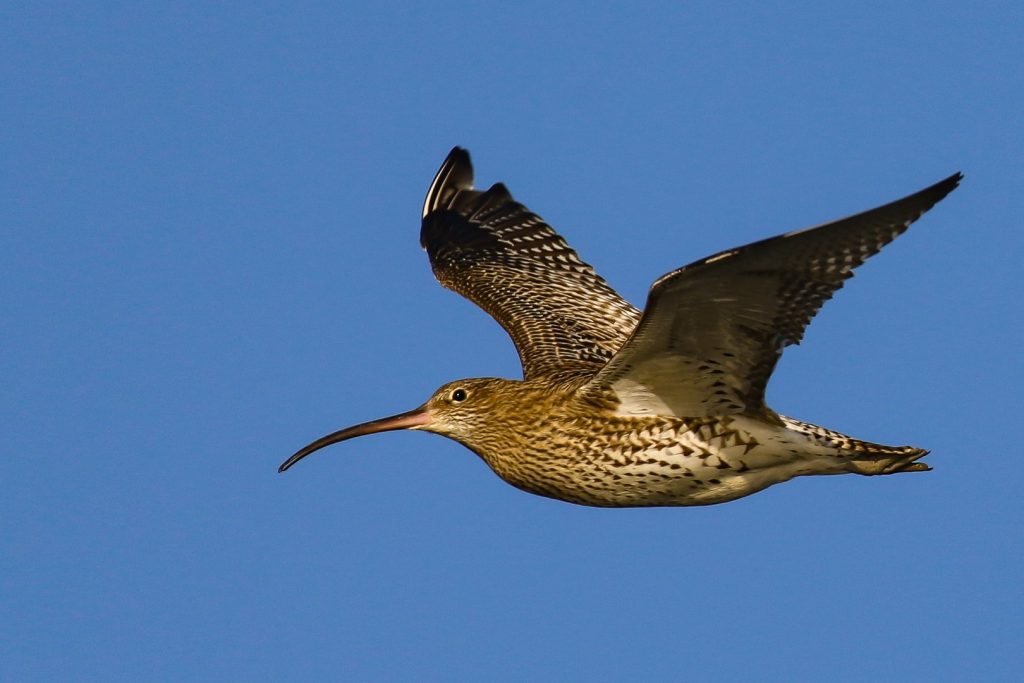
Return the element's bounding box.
[586,172,962,417]
[421,147,641,380]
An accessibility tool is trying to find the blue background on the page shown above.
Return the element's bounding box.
[4,2,1022,681]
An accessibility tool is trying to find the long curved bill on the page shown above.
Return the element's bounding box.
[278,407,433,473]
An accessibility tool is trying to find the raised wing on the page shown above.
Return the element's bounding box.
[421,147,641,380]
[584,172,962,417]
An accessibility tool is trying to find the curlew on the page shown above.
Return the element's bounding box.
[279,148,960,507]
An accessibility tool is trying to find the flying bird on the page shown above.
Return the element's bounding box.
[279,148,960,507]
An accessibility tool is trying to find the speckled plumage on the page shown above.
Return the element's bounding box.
[280,148,961,507]
[420,151,641,380]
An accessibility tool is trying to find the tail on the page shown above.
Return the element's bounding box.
[781,416,931,475]
[843,442,931,475]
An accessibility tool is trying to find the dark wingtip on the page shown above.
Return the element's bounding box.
[448,146,470,165]
[908,171,963,217]
[931,171,963,201]
[422,147,474,221]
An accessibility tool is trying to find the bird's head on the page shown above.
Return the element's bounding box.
[278,377,519,472]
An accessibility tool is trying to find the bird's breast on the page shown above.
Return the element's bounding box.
[475,412,783,507]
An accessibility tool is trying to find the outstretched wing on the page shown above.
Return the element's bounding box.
[421,147,641,380]
[584,172,962,417]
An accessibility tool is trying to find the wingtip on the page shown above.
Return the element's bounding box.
[448,145,470,164]
[935,170,964,196]
[917,170,964,211]
[892,171,962,219]
[422,146,475,219]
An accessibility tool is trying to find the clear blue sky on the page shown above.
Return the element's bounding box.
[4,2,1022,681]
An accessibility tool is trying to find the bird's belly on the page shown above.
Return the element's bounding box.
[496,416,834,507]
[563,443,779,507]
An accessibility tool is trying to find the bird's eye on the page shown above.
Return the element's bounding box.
[451,388,468,402]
